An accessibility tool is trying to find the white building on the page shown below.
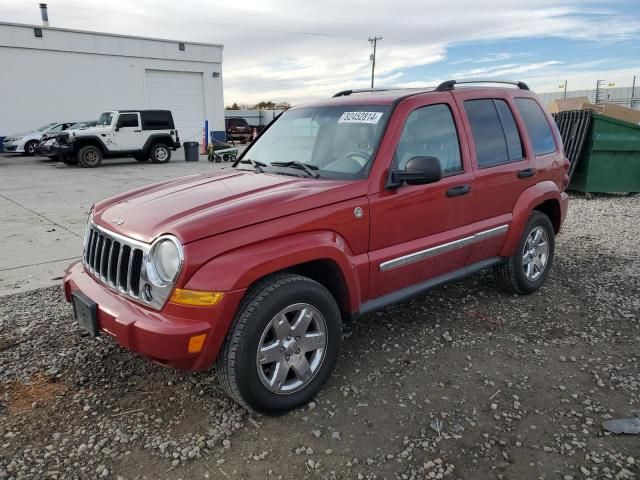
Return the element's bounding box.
[0,22,225,144]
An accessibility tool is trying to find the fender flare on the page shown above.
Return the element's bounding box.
[499,181,562,257]
[72,136,109,153]
[183,230,363,313]
[143,134,174,153]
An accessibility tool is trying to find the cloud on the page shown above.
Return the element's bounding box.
[1,0,639,103]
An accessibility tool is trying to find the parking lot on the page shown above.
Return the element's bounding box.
[0,153,230,295]
[1,153,638,479]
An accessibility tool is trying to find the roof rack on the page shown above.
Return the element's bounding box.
[435,79,529,92]
[332,88,402,97]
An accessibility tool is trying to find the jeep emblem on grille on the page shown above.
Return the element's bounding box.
[111,217,125,226]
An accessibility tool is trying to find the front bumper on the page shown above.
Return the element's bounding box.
[2,141,23,153]
[52,143,74,154]
[64,261,245,371]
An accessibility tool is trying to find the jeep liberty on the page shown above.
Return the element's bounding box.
[64,80,570,413]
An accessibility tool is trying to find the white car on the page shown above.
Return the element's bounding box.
[54,110,181,168]
[3,122,75,155]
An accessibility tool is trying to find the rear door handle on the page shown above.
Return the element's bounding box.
[446,184,471,197]
[517,168,536,178]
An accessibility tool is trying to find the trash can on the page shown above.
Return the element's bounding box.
[570,113,640,193]
[183,141,199,162]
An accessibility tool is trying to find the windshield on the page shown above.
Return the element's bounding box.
[239,105,391,179]
[97,112,115,126]
[35,122,57,132]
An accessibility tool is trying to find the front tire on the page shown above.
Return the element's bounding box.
[77,145,102,168]
[216,274,341,414]
[23,140,38,156]
[149,143,171,164]
[494,211,555,294]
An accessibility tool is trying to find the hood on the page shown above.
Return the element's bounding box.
[73,126,110,136]
[93,170,367,244]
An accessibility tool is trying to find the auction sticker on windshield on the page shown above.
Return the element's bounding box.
[338,112,383,124]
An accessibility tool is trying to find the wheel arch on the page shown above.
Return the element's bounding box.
[143,134,174,153]
[74,137,108,153]
[182,231,363,316]
[500,181,562,257]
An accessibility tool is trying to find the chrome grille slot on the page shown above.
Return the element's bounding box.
[82,223,148,303]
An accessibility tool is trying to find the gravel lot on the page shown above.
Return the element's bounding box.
[1,194,639,480]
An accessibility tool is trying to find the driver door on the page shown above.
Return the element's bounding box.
[112,113,142,150]
[367,97,475,299]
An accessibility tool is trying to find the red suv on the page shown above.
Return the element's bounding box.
[64,79,569,413]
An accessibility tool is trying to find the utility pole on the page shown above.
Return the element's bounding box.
[563,79,567,98]
[369,36,382,88]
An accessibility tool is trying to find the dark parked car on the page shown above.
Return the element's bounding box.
[37,121,97,157]
[225,117,252,140]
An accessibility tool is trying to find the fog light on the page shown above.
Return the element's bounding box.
[169,289,224,306]
[188,333,207,353]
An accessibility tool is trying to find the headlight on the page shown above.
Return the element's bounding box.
[83,211,93,252]
[148,236,183,286]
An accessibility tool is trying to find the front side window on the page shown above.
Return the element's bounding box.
[240,105,391,179]
[464,99,524,168]
[117,113,139,128]
[394,104,462,175]
[514,98,556,156]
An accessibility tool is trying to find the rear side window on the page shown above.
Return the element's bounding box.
[394,104,462,175]
[117,113,139,128]
[141,111,174,130]
[464,99,524,168]
[514,98,556,155]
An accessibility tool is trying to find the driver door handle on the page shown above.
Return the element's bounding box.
[517,168,536,178]
[446,184,471,197]
[133,129,142,132]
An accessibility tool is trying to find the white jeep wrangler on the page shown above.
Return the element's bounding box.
[54,110,181,168]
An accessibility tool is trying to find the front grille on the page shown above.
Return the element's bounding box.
[83,224,147,298]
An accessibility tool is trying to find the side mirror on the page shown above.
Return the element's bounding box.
[389,156,442,187]
[114,125,120,132]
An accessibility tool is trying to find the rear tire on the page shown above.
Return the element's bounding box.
[216,274,341,415]
[494,211,555,294]
[149,143,171,164]
[77,145,102,168]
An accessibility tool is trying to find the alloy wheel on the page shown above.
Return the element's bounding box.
[256,303,327,395]
[522,226,549,281]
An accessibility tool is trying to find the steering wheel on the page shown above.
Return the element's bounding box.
[341,151,370,167]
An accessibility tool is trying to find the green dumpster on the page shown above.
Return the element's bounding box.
[570,113,640,193]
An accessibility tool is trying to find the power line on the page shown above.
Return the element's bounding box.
[1,2,403,42]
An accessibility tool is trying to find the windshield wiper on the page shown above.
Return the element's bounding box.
[270,161,320,178]
[233,158,267,173]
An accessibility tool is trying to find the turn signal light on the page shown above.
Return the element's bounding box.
[169,289,224,306]
[188,333,207,353]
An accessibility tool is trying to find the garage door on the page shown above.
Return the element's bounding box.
[145,70,205,144]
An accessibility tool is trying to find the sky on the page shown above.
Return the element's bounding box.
[1,0,639,105]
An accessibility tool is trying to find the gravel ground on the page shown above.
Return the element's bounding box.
[1,194,639,480]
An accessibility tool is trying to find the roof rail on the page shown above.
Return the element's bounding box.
[435,79,530,92]
[332,88,399,97]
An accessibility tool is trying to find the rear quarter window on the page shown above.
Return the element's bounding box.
[141,111,174,130]
[514,98,556,156]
